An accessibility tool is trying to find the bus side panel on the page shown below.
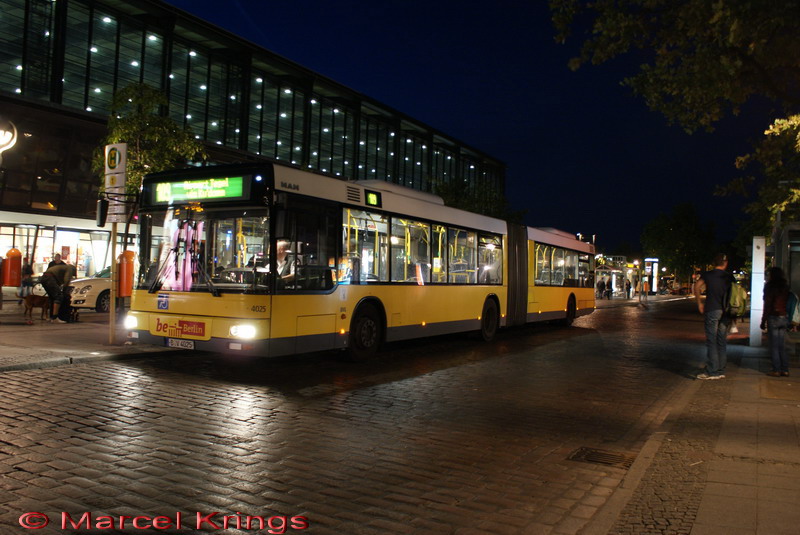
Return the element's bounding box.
[525,240,595,323]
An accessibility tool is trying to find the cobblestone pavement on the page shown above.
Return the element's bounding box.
[0,300,709,534]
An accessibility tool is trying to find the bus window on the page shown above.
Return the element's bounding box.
[448,227,477,284]
[391,218,431,283]
[552,248,566,286]
[478,234,502,284]
[431,224,446,283]
[579,254,594,288]
[343,208,389,283]
[535,244,551,285]
[277,202,338,291]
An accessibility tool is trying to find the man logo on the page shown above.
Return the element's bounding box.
[280,181,300,191]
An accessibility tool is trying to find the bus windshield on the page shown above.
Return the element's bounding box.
[140,207,270,294]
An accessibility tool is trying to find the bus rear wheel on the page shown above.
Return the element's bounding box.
[561,295,576,326]
[480,298,499,342]
[348,303,382,361]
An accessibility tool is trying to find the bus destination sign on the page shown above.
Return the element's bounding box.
[153,176,247,204]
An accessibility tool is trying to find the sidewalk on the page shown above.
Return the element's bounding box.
[0,298,171,372]
[587,317,800,535]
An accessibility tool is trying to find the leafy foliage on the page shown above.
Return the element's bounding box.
[640,203,714,283]
[550,0,800,243]
[550,0,800,134]
[92,83,206,194]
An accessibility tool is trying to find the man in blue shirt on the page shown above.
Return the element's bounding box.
[693,253,735,380]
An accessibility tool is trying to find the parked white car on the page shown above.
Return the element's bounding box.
[68,266,112,313]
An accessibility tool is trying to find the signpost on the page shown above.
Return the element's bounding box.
[104,143,127,345]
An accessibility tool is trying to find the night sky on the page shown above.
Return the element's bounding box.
[163,0,765,254]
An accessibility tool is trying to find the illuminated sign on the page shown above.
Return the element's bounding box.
[365,190,382,208]
[152,176,248,204]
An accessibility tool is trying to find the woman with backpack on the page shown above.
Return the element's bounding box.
[760,267,791,377]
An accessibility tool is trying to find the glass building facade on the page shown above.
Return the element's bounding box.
[0,0,505,223]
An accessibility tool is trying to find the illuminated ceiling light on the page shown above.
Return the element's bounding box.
[102,16,112,23]
[85,106,92,111]
[15,65,22,71]
[94,87,101,93]
[283,88,292,94]
[230,95,236,100]
[276,141,282,145]
[130,60,139,67]
[211,121,218,126]
[185,114,192,119]
[256,135,261,139]
[189,51,197,57]
[234,128,240,133]
[323,128,329,132]
[295,146,301,151]
[310,99,317,104]
[216,141,222,145]
[169,74,174,79]
[390,132,395,136]
[148,35,157,41]
[200,84,207,90]
[359,141,365,145]
[255,77,263,83]
[0,118,19,162]
[256,104,262,109]
[333,108,339,113]
[280,113,287,118]
[90,47,98,53]
[194,135,200,139]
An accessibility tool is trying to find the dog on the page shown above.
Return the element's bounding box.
[23,294,50,323]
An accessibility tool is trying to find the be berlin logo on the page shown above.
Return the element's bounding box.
[19,511,309,532]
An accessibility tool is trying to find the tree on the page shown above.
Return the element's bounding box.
[550,0,800,134]
[92,83,206,253]
[640,203,714,286]
[93,83,206,195]
[550,1,800,236]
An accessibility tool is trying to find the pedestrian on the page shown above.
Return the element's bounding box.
[47,253,65,269]
[625,279,632,299]
[17,256,34,305]
[760,267,791,377]
[692,253,734,380]
[596,279,605,300]
[605,277,613,299]
[39,261,76,324]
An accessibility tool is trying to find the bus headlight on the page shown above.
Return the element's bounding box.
[124,315,138,330]
[230,324,257,339]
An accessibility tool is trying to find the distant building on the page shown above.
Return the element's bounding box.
[0,0,505,276]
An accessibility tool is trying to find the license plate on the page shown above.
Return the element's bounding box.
[167,338,195,350]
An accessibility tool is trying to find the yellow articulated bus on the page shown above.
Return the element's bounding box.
[124,162,595,359]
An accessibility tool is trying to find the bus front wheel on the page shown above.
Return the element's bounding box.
[480,298,499,342]
[348,304,382,360]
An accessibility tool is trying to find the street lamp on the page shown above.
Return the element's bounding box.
[0,116,18,167]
